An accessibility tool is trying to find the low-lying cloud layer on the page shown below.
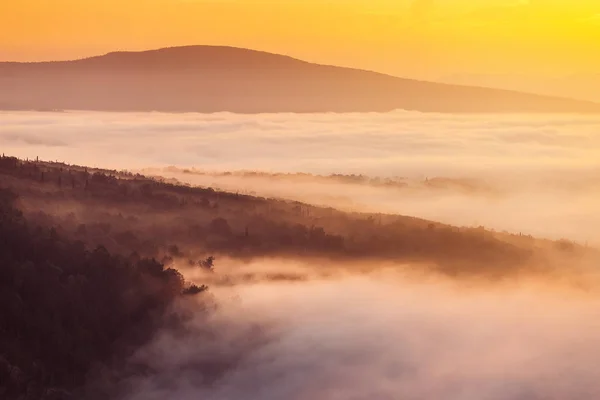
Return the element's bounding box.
[121,263,600,400]
[2,111,599,176]
[2,110,599,242]
[4,111,600,399]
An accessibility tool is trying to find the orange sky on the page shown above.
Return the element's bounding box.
[1,0,599,80]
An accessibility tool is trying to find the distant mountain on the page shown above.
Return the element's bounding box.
[1,45,600,113]
[440,73,600,104]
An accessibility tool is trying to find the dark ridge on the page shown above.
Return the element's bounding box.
[1,154,596,278]
[2,153,599,397]
[0,186,209,400]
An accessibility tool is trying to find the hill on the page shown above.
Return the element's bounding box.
[2,154,600,398]
[1,46,600,113]
[1,154,596,279]
[0,186,209,400]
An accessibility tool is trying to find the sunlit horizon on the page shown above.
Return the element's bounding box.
[2,1,599,79]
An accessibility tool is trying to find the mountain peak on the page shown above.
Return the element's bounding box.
[77,45,307,70]
[1,46,599,113]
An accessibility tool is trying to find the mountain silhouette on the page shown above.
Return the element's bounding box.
[440,73,600,104]
[1,45,599,113]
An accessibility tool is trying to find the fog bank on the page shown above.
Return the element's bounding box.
[2,110,599,242]
[121,263,600,400]
[2,111,599,177]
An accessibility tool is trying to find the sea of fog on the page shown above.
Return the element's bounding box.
[1,110,599,243]
[122,262,600,400]
[4,111,600,399]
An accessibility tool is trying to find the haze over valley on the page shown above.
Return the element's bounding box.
[2,110,599,244]
[2,3,600,397]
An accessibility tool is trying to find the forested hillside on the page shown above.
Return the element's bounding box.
[0,185,209,399]
[0,155,594,277]
[1,154,598,398]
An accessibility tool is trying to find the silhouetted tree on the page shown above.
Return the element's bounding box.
[199,256,215,271]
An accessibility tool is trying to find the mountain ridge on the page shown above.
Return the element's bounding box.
[1,45,599,113]
[440,72,600,104]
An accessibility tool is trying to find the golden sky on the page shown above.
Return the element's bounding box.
[1,0,599,79]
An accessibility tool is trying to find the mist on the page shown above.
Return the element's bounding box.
[2,110,599,243]
[2,111,599,177]
[120,260,600,400]
[144,167,600,244]
[4,110,600,399]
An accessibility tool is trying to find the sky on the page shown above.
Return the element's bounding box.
[1,0,600,81]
